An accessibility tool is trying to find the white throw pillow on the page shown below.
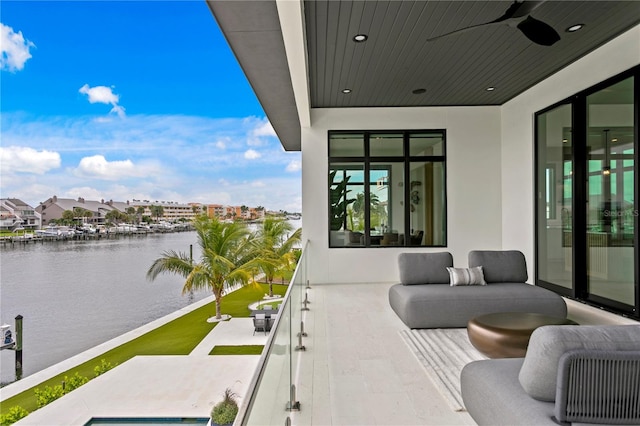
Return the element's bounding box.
[446,266,486,286]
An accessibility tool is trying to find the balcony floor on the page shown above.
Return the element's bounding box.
[292,282,476,426]
[290,281,638,426]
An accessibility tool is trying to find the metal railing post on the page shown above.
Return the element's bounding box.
[286,384,301,411]
[297,320,307,337]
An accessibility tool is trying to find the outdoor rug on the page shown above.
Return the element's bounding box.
[399,328,487,412]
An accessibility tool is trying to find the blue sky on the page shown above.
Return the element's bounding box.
[1,1,302,212]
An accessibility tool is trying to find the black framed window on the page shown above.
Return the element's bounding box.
[535,65,638,320]
[329,130,447,248]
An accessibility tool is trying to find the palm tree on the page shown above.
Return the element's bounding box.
[146,216,259,320]
[255,218,302,297]
[136,206,146,224]
[149,205,164,222]
[348,192,379,231]
[61,209,75,224]
[240,205,249,220]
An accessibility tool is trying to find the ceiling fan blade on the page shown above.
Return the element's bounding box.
[426,0,546,43]
[517,15,561,46]
[499,1,546,20]
[426,20,502,42]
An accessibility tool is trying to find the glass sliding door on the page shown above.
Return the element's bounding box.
[535,67,638,319]
[536,103,573,291]
[585,77,636,306]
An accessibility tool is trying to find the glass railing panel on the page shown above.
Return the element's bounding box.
[239,241,309,425]
[243,295,292,425]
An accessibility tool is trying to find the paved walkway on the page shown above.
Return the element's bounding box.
[2,291,272,425]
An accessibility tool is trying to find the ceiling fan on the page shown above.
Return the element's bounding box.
[426,1,561,46]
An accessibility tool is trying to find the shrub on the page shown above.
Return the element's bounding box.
[211,388,239,425]
[34,384,65,408]
[63,372,89,392]
[94,359,117,377]
[0,406,29,425]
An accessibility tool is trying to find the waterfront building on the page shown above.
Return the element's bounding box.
[207,1,640,423]
[130,200,197,222]
[36,196,130,225]
[34,196,269,226]
[206,203,227,220]
[209,0,639,319]
[203,204,266,221]
[0,198,41,231]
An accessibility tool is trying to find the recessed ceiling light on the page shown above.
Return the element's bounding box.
[486,87,496,91]
[566,24,584,33]
[412,88,426,95]
[353,34,368,42]
[341,89,352,94]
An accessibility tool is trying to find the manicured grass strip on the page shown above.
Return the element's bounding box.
[209,345,264,355]
[0,283,278,416]
[220,283,270,317]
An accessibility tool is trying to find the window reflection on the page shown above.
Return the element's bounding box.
[329,131,446,248]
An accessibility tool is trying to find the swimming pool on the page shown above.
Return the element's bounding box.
[84,418,209,426]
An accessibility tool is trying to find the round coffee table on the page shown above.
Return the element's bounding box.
[467,312,577,359]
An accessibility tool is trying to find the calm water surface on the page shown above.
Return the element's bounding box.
[0,232,210,384]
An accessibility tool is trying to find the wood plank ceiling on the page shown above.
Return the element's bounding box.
[305,0,640,107]
[209,1,639,150]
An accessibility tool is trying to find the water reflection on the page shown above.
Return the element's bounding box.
[0,232,209,384]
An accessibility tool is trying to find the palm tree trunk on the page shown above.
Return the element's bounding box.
[215,298,222,319]
[268,279,273,297]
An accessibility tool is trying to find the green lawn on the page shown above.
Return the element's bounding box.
[0,283,277,417]
[209,345,264,355]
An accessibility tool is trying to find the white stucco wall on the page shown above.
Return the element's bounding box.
[300,25,639,285]
[302,106,502,284]
[500,24,640,281]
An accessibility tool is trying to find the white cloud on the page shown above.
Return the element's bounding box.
[79,84,126,118]
[1,112,301,211]
[251,180,266,187]
[64,186,108,202]
[286,160,301,172]
[0,146,61,174]
[244,149,261,160]
[216,140,226,150]
[247,118,277,146]
[73,155,157,180]
[1,23,35,72]
[253,120,276,137]
[110,105,126,119]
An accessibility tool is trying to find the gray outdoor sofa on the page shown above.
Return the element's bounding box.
[461,324,640,425]
[388,250,567,328]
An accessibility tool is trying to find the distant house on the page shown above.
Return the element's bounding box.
[0,198,42,231]
[36,196,129,225]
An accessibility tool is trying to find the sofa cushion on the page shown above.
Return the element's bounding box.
[468,250,528,283]
[398,252,452,284]
[519,325,640,402]
[447,266,486,286]
[388,282,567,329]
[461,358,558,425]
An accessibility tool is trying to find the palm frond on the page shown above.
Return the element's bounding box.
[146,250,193,281]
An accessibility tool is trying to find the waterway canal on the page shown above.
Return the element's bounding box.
[0,231,210,385]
